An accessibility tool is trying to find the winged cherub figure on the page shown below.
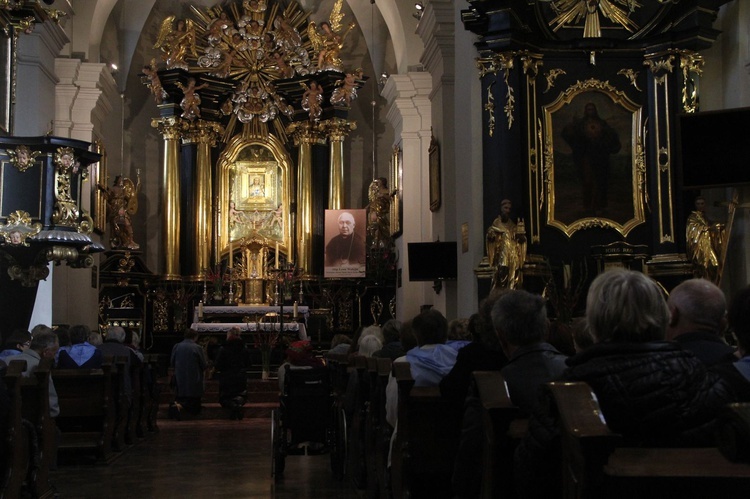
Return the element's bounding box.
[307,0,356,72]
[153,16,198,70]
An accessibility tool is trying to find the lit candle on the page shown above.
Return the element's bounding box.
[198,301,204,320]
[229,238,233,269]
[293,300,298,319]
[275,242,279,269]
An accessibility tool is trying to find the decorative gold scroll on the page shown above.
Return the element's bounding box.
[521,51,544,243]
[477,52,517,130]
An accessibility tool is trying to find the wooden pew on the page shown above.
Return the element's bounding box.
[347,355,369,489]
[54,358,116,464]
[547,381,750,499]
[2,360,32,499]
[472,370,524,499]
[391,361,463,499]
[18,358,55,499]
[125,358,143,444]
[373,357,393,499]
[325,352,349,481]
[142,354,161,433]
[111,356,129,451]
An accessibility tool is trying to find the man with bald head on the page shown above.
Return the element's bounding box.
[325,211,366,267]
[666,278,736,366]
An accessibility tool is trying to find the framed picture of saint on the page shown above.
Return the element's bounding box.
[324,209,367,278]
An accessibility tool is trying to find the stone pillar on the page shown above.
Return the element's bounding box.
[184,120,223,278]
[322,118,356,210]
[288,122,326,275]
[152,117,188,280]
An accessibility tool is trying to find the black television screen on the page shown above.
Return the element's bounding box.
[407,242,458,282]
[677,107,750,189]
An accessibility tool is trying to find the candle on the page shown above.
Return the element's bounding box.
[198,301,204,320]
[293,301,298,319]
[275,242,279,269]
[229,238,233,268]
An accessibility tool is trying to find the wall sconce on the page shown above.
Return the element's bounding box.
[109,63,119,75]
[413,2,424,20]
[378,71,389,88]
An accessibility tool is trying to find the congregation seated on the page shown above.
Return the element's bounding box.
[3,331,60,418]
[0,329,31,364]
[328,333,352,355]
[99,326,141,401]
[54,326,71,365]
[57,324,103,369]
[713,285,750,401]
[666,278,738,366]
[372,319,404,360]
[440,290,508,408]
[514,269,746,498]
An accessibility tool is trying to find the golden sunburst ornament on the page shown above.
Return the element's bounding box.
[548,0,642,38]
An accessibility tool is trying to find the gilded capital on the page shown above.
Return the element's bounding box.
[183,120,225,145]
[287,121,327,146]
[321,118,356,141]
[151,116,190,140]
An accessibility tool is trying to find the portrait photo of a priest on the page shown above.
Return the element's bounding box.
[324,209,366,278]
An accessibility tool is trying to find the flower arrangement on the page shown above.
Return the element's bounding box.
[245,315,279,378]
[204,265,228,302]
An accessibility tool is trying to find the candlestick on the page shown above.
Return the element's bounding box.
[275,242,279,269]
[229,238,233,268]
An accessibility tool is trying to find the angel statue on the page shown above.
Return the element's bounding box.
[331,69,362,107]
[307,0,355,72]
[177,77,209,120]
[301,81,323,121]
[142,59,168,104]
[153,16,198,70]
[106,171,142,250]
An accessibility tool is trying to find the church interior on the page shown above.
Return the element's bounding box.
[1,0,750,497]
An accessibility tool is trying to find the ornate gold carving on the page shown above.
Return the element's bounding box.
[522,51,544,244]
[0,210,41,246]
[182,120,224,145]
[151,116,190,140]
[485,81,496,137]
[117,251,136,274]
[7,263,49,287]
[370,295,383,326]
[644,55,675,85]
[388,295,396,320]
[477,52,516,129]
[617,68,642,91]
[51,148,81,228]
[547,0,641,37]
[6,145,40,172]
[543,79,646,238]
[678,50,703,113]
[544,69,566,94]
[152,288,169,332]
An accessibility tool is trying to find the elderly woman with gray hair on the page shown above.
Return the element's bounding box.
[514,269,741,498]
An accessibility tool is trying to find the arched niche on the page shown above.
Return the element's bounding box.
[217,133,293,263]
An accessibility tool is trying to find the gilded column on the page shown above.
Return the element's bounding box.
[184,120,224,278]
[288,121,326,275]
[152,117,188,280]
[322,118,356,209]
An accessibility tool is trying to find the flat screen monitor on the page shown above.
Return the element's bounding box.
[677,107,750,189]
[407,241,458,282]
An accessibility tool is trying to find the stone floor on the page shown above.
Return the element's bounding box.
[49,419,361,499]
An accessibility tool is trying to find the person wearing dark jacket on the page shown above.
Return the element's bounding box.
[214,327,252,420]
[514,269,740,498]
[666,278,737,366]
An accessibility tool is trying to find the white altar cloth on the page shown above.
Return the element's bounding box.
[190,321,307,340]
[193,305,310,323]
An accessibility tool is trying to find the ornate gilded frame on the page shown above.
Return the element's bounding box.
[0,35,10,135]
[543,79,646,238]
[217,133,293,263]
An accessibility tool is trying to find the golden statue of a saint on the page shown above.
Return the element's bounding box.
[106,172,141,250]
[686,196,725,284]
[485,199,527,290]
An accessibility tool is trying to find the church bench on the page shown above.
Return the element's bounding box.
[141,354,161,433]
[53,359,117,464]
[17,358,55,498]
[390,361,463,499]
[547,381,750,499]
[364,356,392,499]
[471,370,525,499]
[324,352,349,480]
[346,355,369,489]
[2,360,32,499]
